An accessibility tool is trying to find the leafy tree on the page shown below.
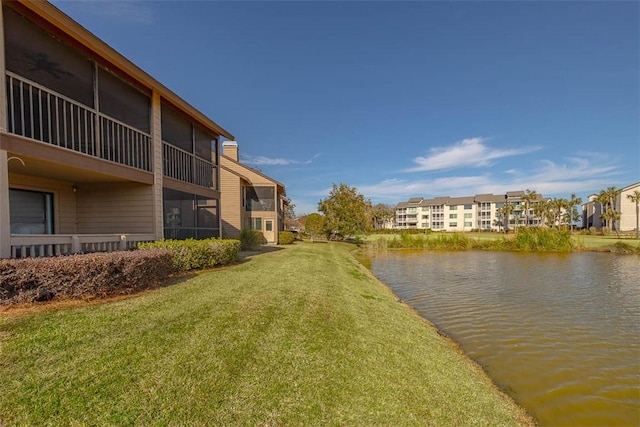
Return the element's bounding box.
[371,203,396,230]
[283,196,297,230]
[627,190,640,239]
[318,183,371,238]
[304,213,325,242]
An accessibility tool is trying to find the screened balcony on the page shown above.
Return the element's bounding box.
[6,72,153,172]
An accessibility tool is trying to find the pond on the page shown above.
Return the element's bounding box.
[365,250,639,426]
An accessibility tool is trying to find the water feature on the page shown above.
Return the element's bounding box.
[366,250,639,426]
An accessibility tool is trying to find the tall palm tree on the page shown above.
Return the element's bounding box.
[499,202,515,233]
[533,199,550,228]
[626,190,640,239]
[549,198,567,228]
[604,187,620,237]
[521,189,538,227]
[566,193,582,232]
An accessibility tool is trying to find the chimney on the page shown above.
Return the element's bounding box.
[222,140,239,161]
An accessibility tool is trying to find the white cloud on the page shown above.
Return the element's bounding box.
[405,137,541,172]
[354,153,623,204]
[241,155,297,166]
[241,152,322,167]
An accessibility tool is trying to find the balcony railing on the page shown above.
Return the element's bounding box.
[163,142,215,189]
[6,73,218,189]
[10,233,156,259]
[6,72,151,171]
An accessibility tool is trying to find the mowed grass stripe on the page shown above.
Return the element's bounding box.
[0,242,534,426]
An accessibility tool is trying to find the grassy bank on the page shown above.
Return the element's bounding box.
[0,242,533,426]
[366,229,640,253]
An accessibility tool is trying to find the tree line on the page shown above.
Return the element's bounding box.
[286,183,640,240]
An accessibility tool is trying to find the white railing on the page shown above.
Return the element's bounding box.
[99,115,152,171]
[163,142,215,189]
[6,72,152,172]
[10,233,156,259]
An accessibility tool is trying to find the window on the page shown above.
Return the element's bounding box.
[98,66,150,132]
[421,207,429,211]
[408,207,417,213]
[464,222,473,227]
[495,202,504,208]
[162,100,193,152]
[449,214,457,219]
[265,220,273,232]
[421,222,428,228]
[252,217,262,231]
[449,206,457,210]
[449,222,457,227]
[9,189,54,234]
[163,188,219,239]
[4,7,94,107]
[464,204,472,210]
[464,213,472,219]
[245,186,275,211]
[422,215,429,220]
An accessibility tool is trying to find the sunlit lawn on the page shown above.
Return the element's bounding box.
[0,242,533,426]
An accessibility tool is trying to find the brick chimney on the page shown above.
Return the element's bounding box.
[222,140,239,161]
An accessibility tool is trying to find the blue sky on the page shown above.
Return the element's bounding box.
[53,0,639,214]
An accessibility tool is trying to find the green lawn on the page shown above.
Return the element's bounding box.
[0,242,533,426]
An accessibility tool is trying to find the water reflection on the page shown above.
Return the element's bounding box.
[367,251,640,427]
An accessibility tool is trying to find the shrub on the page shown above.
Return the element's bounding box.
[513,227,573,252]
[0,249,173,305]
[138,238,241,271]
[279,231,295,245]
[239,229,265,250]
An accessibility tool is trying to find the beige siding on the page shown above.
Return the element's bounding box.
[9,172,77,233]
[151,91,164,239]
[220,158,285,243]
[619,183,640,231]
[76,182,154,234]
[220,165,242,239]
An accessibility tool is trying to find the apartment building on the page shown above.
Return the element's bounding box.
[220,141,286,244]
[582,181,640,232]
[395,191,542,232]
[0,1,234,258]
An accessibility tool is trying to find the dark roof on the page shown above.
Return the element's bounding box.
[447,196,475,205]
[422,197,450,206]
[407,197,424,204]
[475,193,505,202]
[506,190,525,198]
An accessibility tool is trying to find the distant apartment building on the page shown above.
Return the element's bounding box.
[582,181,640,232]
[395,191,544,232]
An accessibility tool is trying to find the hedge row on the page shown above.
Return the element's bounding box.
[138,238,241,271]
[0,249,173,305]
